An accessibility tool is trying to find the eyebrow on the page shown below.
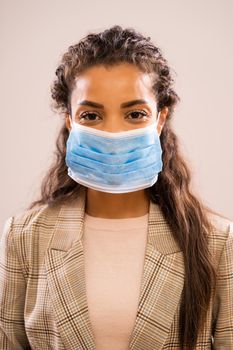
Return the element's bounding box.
[77,99,149,109]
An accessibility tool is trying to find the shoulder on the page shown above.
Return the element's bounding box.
[208,211,232,234]
[1,203,63,274]
[12,202,62,242]
[208,211,232,241]
[206,211,233,268]
[12,203,61,230]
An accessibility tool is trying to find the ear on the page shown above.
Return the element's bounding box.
[157,107,169,136]
[65,113,72,132]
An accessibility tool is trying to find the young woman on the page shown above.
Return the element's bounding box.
[0,25,232,350]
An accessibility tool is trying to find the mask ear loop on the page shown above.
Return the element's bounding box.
[70,118,79,131]
[156,110,161,127]
[71,118,75,128]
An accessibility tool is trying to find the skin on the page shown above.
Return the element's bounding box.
[65,63,169,218]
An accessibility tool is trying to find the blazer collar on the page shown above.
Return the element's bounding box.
[45,187,184,349]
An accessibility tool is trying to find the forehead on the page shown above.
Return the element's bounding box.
[70,63,155,104]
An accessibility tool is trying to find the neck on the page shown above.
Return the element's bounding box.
[85,188,150,219]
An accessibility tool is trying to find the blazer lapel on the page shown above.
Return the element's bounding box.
[45,187,184,350]
[45,187,96,350]
[128,209,184,349]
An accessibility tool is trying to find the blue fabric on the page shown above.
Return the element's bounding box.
[65,121,163,193]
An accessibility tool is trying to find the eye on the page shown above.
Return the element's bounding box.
[78,109,150,123]
[126,109,150,121]
[78,111,101,123]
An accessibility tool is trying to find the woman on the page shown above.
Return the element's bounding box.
[0,25,232,350]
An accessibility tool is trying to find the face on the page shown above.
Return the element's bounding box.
[66,62,168,135]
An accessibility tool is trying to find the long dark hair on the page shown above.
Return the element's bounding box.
[29,25,218,349]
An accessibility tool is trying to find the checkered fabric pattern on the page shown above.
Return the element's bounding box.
[0,187,233,349]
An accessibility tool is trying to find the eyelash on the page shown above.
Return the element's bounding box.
[78,109,150,122]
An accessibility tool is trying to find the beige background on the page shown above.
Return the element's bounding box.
[1,0,232,231]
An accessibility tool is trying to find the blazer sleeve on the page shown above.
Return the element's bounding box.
[212,221,233,348]
[0,216,31,350]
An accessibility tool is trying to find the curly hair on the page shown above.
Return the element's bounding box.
[29,25,217,349]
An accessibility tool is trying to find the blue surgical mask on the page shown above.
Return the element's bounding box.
[65,112,163,193]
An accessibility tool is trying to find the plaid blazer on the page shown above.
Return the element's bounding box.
[0,187,233,349]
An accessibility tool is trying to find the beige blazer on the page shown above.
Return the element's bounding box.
[0,187,233,349]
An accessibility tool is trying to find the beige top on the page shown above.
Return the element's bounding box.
[83,213,149,350]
